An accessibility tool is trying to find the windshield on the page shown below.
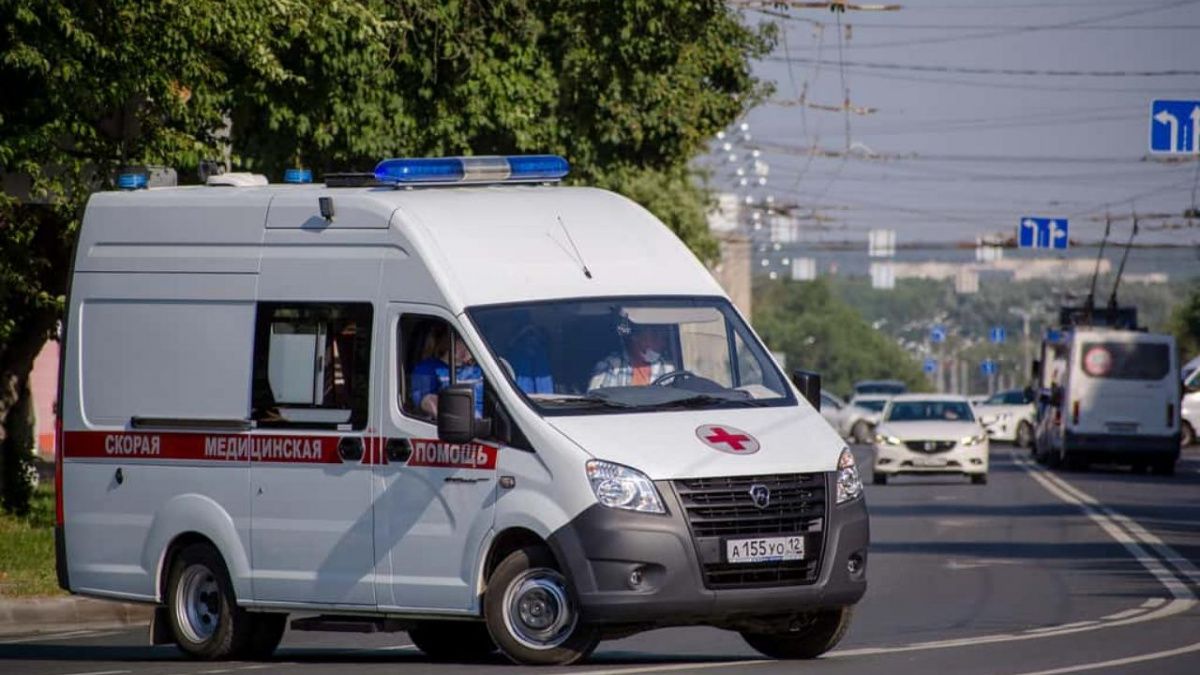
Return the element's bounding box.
[886,400,975,422]
[1079,342,1170,380]
[855,381,907,395]
[468,297,794,415]
[853,399,888,412]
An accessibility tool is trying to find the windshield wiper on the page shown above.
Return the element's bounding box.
[529,394,635,409]
[640,393,758,410]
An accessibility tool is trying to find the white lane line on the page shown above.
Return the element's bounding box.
[1099,607,1148,621]
[1006,639,1200,675]
[0,630,97,644]
[1025,621,1099,634]
[1141,597,1168,608]
[575,660,770,675]
[1013,455,1195,601]
[60,670,131,675]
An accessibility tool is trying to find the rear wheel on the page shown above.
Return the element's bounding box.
[740,607,854,659]
[1015,422,1034,449]
[408,621,496,661]
[166,543,254,660]
[1151,459,1176,476]
[484,546,598,666]
[851,421,873,444]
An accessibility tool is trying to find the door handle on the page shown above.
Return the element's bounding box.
[338,436,365,462]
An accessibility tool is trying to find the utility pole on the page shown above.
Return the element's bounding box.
[1009,307,1033,382]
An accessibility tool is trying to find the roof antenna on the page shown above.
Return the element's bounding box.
[1107,209,1139,315]
[1083,208,1112,324]
[555,215,593,279]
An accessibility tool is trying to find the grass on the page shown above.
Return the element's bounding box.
[0,483,63,598]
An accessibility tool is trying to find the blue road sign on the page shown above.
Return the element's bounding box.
[1046,328,1063,343]
[924,358,938,374]
[981,359,998,376]
[1150,100,1200,155]
[931,325,946,343]
[1018,217,1069,250]
[989,326,1006,344]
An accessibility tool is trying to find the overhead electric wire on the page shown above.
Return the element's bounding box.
[765,57,1200,78]
[796,65,1196,94]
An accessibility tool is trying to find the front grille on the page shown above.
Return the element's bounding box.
[904,440,956,453]
[673,473,826,589]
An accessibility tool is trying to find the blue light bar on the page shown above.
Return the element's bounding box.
[117,173,148,190]
[284,168,313,184]
[374,155,569,185]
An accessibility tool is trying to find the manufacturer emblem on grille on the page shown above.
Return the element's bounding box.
[748,483,771,509]
[924,441,935,451]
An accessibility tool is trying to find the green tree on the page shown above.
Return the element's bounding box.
[754,279,928,398]
[1170,283,1200,358]
[0,0,771,512]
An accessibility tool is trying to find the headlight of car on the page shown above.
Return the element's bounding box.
[960,434,987,447]
[585,460,665,514]
[836,447,863,504]
[874,434,901,446]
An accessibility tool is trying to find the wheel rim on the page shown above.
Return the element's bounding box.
[501,568,576,651]
[175,563,221,644]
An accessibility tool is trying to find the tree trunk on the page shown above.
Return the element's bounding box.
[0,310,56,515]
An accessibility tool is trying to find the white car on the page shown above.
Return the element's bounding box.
[1183,356,1199,447]
[872,394,989,485]
[973,388,1036,447]
[839,395,891,443]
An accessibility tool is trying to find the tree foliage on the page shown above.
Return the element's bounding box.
[753,279,929,398]
[0,0,772,512]
[1170,283,1200,359]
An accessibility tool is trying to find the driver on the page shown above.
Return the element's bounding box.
[588,319,676,390]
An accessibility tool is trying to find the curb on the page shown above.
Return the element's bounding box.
[0,596,152,636]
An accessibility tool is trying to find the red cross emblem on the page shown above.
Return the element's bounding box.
[696,425,760,454]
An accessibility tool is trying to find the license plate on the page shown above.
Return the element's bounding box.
[726,536,805,564]
[913,457,948,467]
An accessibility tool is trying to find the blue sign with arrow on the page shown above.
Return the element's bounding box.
[989,326,1006,344]
[930,325,946,343]
[924,357,938,374]
[980,359,998,376]
[1018,217,1069,250]
[1150,100,1200,155]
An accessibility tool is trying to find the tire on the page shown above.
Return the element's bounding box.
[872,473,888,485]
[238,613,287,660]
[1015,422,1034,449]
[409,621,496,661]
[970,474,988,485]
[740,607,854,659]
[1182,422,1196,448]
[1061,449,1085,472]
[166,543,255,660]
[1151,460,1176,476]
[484,546,599,666]
[851,421,873,445]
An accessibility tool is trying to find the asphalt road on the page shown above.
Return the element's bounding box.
[4,444,1199,675]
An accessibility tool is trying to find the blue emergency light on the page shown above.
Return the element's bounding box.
[117,173,148,190]
[373,154,569,185]
[284,168,313,184]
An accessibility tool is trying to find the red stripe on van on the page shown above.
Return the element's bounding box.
[62,431,342,464]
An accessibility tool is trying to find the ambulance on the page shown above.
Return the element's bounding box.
[56,155,868,665]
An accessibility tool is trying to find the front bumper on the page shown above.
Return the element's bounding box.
[873,442,989,475]
[546,475,869,627]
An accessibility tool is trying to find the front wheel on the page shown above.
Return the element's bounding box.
[484,546,599,666]
[1015,422,1034,449]
[741,607,854,659]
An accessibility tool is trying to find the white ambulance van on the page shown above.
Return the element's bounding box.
[1033,326,1181,473]
[56,156,867,665]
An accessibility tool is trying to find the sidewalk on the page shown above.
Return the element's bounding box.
[0,596,152,636]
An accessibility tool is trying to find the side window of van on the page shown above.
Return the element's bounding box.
[251,303,372,429]
[398,316,486,422]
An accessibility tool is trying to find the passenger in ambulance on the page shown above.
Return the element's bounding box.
[588,320,676,390]
[410,324,484,420]
[502,324,554,395]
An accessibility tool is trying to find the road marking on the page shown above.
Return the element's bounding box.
[1005,639,1200,675]
[60,670,131,675]
[1099,607,1149,621]
[576,660,770,675]
[1025,621,1098,634]
[1141,597,1167,608]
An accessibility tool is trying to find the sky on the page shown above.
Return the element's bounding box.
[703,0,1200,249]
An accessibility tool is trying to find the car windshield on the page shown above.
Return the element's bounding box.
[854,399,888,412]
[886,400,975,422]
[855,382,907,395]
[468,297,794,415]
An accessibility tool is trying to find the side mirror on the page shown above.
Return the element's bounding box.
[791,370,822,410]
[437,385,492,444]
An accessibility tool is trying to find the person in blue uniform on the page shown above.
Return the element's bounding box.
[411,325,484,420]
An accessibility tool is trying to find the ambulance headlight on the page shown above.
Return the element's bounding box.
[585,460,665,514]
[836,447,863,504]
